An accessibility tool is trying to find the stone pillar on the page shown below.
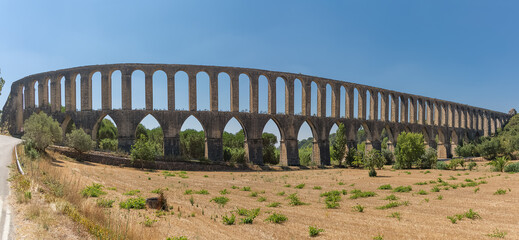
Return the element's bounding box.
[448,105,454,128]
[442,104,448,127]
[437,143,449,159]
[24,84,32,109]
[205,137,223,162]
[491,117,496,135]
[163,136,181,157]
[302,80,311,116]
[409,98,416,124]
[118,136,134,153]
[189,72,197,111]
[65,75,76,111]
[434,103,441,126]
[38,82,44,108]
[102,71,111,110]
[358,89,366,119]
[427,101,434,125]
[391,94,399,122]
[15,85,23,134]
[418,99,425,125]
[461,109,467,129]
[121,70,132,110]
[369,90,378,120]
[365,139,382,152]
[209,72,218,111]
[313,139,331,166]
[50,81,56,112]
[81,73,92,111]
[380,92,389,121]
[483,114,489,136]
[400,96,408,123]
[167,72,175,111]
[467,110,473,130]
[54,79,62,112]
[331,84,340,118]
[285,78,294,115]
[268,77,276,114]
[345,87,354,119]
[454,106,460,128]
[280,139,299,166]
[230,73,239,112]
[478,113,483,132]
[145,72,153,110]
[245,138,263,165]
[250,74,259,113]
[41,80,49,108]
[317,83,326,117]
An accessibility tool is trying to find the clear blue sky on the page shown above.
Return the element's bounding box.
[1,1,518,141]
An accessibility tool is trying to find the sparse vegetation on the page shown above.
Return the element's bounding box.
[393,185,412,193]
[265,212,287,224]
[81,183,106,198]
[309,226,325,237]
[119,197,146,209]
[210,196,229,206]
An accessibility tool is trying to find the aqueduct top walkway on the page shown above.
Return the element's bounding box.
[1,64,510,165]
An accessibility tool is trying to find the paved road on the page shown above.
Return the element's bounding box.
[0,135,22,240]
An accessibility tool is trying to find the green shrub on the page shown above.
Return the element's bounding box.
[349,191,376,199]
[210,196,229,206]
[504,162,519,172]
[313,186,322,190]
[477,138,501,160]
[388,212,401,220]
[394,132,425,169]
[378,184,392,190]
[130,135,161,165]
[222,214,236,225]
[81,183,106,198]
[309,226,324,237]
[119,197,146,209]
[96,198,115,208]
[486,229,507,238]
[287,193,307,206]
[468,161,477,171]
[368,168,377,177]
[352,204,365,212]
[166,236,188,240]
[22,112,62,152]
[241,186,251,191]
[431,186,440,192]
[381,148,394,165]
[123,190,141,196]
[219,189,229,195]
[455,143,477,157]
[494,189,507,195]
[393,186,412,193]
[295,183,305,189]
[195,189,209,195]
[267,202,281,207]
[488,156,509,172]
[417,190,428,195]
[376,201,409,210]
[364,149,385,170]
[66,128,95,154]
[464,209,481,220]
[384,194,399,200]
[436,161,449,170]
[265,213,287,224]
[99,138,118,151]
[417,148,437,169]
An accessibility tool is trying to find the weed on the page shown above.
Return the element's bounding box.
[352,204,365,212]
[222,214,236,225]
[313,186,322,190]
[258,197,267,202]
[437,195,443,200]
[338,182,345,185]
[284,184,291,188]
[417,190,428,195]
[494,189,507,195]
[250,192,258,197]
[166,237,188,240]
[378,184,392,190]
[447,216,457,224]
[464,209,481,220]
[231,185,239,189]
[393,186,412,193]
[325,200,340,209]
[189,196,194,206]
[241,186,251,191]
[486,229,507,238]
[119,197,146,209]
[195,189,209,195]
[123,189,141,196]
[80,183,106,198]
[287,193,307,206]
[203,175,208,178]
[219,189,229,195]
[431,186,440,192]
[376,201,409,210]
[448,176,457,180]
[277,191,285,196]
[265,213,287,224]
[267,202,281,207]
[141,216,157,227]
[96,198,115,208]
[309,226,324,237]
[184,189,193,195]
[384,194,399,201]
[388,212,401,220]
[373,234,384,240]
[210,197,229,206]
[414,181,428,185]
[295,183,306,189]
[424,198,429,202]
[151,188,164,194]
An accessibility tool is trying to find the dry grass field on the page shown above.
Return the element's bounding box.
[19,150,519,240]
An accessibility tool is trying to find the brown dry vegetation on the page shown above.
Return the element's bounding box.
[16,148,519,240]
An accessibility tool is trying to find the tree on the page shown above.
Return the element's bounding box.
[66,128,95,154]
[330,123,347,166]
[136,124,148,140]
[262,133,279,165]
[22,112,62,152]
[394,132,425,169]
[0,69,5,96]
[180,129,205,159]
[98,119,118,141]
[417,147,437,169]
[476,138,501,160]
[363,149,385,170]
[130,135,161,167]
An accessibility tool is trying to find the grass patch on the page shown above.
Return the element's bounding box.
[295,183,306,189]
[119,197,146,209]
[313,186,322,190]
[376,201,409,210]
[393,185,412,193]
[250,192,258,197]
[276,191,285,196]
[486,229,507,238]
[494,189,507,195]
[123,189,141,196]
[349,191,376,199]
[352,204,365,212]
[414,181,428,185]
[417,190,428,195]
[241,186,251,191]
[96,198,115,208]
[195,189,209,195]
[309,226,324,237]
[267,202,281,207]
[383,194,399,201]
[378,184,392,190]
[219,189,229,195]
[222,214,236,225]
[287,193,308,206]
[258,197,267,202]
[388,212,401,220]
[210,196,229,206]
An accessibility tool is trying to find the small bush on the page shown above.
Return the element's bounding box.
[417,190,428,195]
[222,214,236,225]
[81,183,106,198]
[464,209,481,220]
[22,112,62,152]
[414,181,427,185]
[468,161,477,171]
[504,162,519,173]
[241,186,251,191]
[494,189,507,195]
[265,213,287,224]
[250,192,258,197]
[352,204,365,212]
[486,229,507,238]
[219,189,229,195]
[368,168,377,177]
[384,194,399,200]
[96,198,115,208]
[141,216,157,227]
[120,197,146,209]
[287,193,307,206]
[378,184,392,190]
[431,186,440,192]
[195,189,209,195]
[99,138,118,151]
[313,186,322,190]
[309,226,325,237]
[436,161,449,170]
[258,197,267,202]
[151,188,164,194]
[393,186,412,193]
[276,191,285,196]
[295,183,305,189]
[210,196,229,206]
[376,201,409,210]
[388,212,401,220]
[267,202,281,207]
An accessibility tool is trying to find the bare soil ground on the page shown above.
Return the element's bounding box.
[44,150,519,240]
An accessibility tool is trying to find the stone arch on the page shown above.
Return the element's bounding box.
[60,115,75,138]
[258,75,269,113]
[131,70,145,110]
[152,70,168,110]
[261,117,284,165]
[326,83,332,117]
[218,72,231,111]
[135,114,164,154]
[239,73,250,112]
[297,120,318,166]
[294,78,303,115]
[174,71,189,110]
[276,77,286,114]
[92,113,119,141]
[196,71,210,111]
[180,115,207,160]
[110,70,121,109]
[310,81,318,116]
[222,116,248,141]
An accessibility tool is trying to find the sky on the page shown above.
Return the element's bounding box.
[1,0,518,142]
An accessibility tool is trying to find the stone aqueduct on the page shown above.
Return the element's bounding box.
[1,64,510,165]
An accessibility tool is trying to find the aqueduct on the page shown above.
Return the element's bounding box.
[1,64,511,165]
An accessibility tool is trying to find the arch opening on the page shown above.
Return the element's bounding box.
[33,81,38,107]
[239,74,250,112]
[262,118,282,165]
[276,77,285,114]
[75,74,82,111]
[294,78,302,115]
[258,75,268,113]
[218,72,231,111]
[60,76,65,110]
[153,70,168,110]
[175,71,189,110]
[196,72,210,111]
[326,84,332,117]
[180,115,206,160]
[311,81,318,116]
[131,70,145,110]
[135,114,164,156]
[223,117,246,163]
[94,115,118,152]
[111,71,122,109]
[298,121,316,166]
[92,72,102,110]
[340,86,346,118]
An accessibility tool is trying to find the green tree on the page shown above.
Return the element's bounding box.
[417,147,437,169]
[394,132,425,169]
[262,133,279,164]
[66,128,95,154]
[22,112,62,152]
[130,135,161,167]
[363,149,385,170]
[148,127,164,155]
[330,123,347,166]
[98,119,118,141]
[477,138,501,160]
[180,129,205,159]
[135,124,148,140]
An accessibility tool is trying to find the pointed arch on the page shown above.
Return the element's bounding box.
[92,114,119,141]
[180,115,206,160]
[298,120,318,166]
[135,114,164,155]
[262,118,283,165]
